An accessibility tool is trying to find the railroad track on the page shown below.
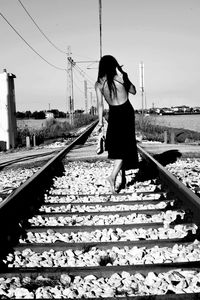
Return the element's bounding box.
[0,120,200,299]
[0,124,91,172]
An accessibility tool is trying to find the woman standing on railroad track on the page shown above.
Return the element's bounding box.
[95,54,138,193]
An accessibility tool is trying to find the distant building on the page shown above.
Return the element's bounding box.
[149,107,161,114]
[45,111,54,119]
[171,105,190,113]
[149,105,199,115]
[155,108,161,114]
[161,108,173,114]
[193,107,200,112]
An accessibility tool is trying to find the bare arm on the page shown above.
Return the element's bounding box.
[122,72,136,95]
[117,65,136,95]
[128,81,137,95]
[95,83,104,127]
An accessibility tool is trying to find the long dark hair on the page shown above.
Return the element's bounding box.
[97,55,120,97]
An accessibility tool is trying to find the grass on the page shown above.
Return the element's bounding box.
[135,114,200,144]
[16,114,97,147]
[16,113,200,148]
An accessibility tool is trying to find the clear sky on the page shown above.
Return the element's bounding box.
[1,0,200,112]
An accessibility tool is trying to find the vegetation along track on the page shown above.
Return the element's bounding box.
[1,120,200,299]
[0,124,91,172]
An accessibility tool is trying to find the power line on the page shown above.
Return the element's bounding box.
[74,64,95,86]
[73,68,94,93]
[67,56,96,85]
[73,51,99,61]
[17,0,67,54]
[0,11,67,71]
[73,74,85,95]
[73,69,84,85]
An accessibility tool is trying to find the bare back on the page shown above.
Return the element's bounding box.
[98,75,128,106]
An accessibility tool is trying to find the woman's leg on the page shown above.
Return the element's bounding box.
[121,167,126,186]
[115,165,126,193]
[107,159,123,193]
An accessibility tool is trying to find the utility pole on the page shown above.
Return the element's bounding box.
[139,61,145,123]
[67,59,98,115]
[90,91,93,109]
[84,80,88,114]
[90,91,95,115]
[98,0,104,121]
[99,0,102,59]
[65,4,102,119]
[145,92,147,110]
[67,46,75,125]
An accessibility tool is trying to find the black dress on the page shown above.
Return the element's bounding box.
[105,100,138,170]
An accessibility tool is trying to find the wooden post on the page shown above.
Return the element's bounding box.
[164,131,168,143]
[170,130,175,144]
[33,135,36,147]
[26,136,31,148]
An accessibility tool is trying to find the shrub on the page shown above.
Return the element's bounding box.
[135,114,200,143]
[16,114,97,147]
[16,126,31,147]
[135,114,165,142]
[73,113,97,128]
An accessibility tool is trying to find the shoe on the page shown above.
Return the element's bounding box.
[96,135,105,155]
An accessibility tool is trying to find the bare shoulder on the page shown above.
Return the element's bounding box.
[95,81,101,90]
[114,74,124,84]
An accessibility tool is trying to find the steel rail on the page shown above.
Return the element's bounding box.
[1,132,200,299]
[137,144,200,227]
[0,120,98,244]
